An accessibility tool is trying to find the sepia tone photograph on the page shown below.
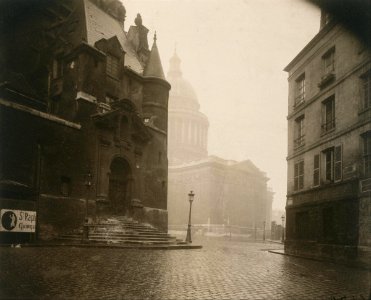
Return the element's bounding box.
[0,0,370,299]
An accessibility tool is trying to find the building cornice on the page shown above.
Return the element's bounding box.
[0,98,81,129]
[284,21,337,72]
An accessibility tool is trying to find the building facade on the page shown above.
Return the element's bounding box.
[285,12,370,266]
[0,0,170,242]
[167,52,272,230]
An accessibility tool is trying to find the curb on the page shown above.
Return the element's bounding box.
[0,243,202,250]
[268,249,370,270]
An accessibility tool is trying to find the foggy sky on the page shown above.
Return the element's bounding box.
[124,0,320,210]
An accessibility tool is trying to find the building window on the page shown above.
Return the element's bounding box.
[363,132,371,178]
[295,73,305,106]
[61,176,71,196]
[321,96,335,134]
[313,154,320,187]
[361,72,371,110]
[106,55,119,78]
[322,48,335,75]
[294,160,304,191]
[294,115,305,148]
[322,145,342,183]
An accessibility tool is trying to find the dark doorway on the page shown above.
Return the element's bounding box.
[108,158,132,215]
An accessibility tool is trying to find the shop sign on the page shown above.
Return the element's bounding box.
[0,209,36,233]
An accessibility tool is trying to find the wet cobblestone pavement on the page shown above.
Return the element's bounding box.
[0,239,369,299]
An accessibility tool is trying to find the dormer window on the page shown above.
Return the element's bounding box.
[106,54,119,78]
[318,48,335,88]
[323,48,335,75]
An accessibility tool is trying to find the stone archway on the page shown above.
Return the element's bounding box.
[108,158,132,215]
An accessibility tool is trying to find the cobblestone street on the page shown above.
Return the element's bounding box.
[0,239,369,299]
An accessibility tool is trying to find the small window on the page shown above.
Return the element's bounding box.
[106,55,119,78]
[321,96,335,134]
[322,48,335,75]
[313,154,320,187]
[61,176,71,196]
[295,73,305,106]
[294,160,304,191]
[294,115,305,148]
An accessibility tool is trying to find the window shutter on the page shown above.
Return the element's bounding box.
[334,145,342,181]
[299,161,304,189]
[294,163,299,191]
[313,154,320,186]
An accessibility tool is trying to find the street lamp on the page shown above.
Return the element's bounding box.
[263,221,266,241]
[281,214,285,243]
[185,190,195,243]
[83,172,92,242]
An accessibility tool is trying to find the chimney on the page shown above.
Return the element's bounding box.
[128,14,150,65]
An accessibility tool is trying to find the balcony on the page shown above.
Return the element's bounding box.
[321,119,335,135]
[294,135,305,149]
[294,95,305,108]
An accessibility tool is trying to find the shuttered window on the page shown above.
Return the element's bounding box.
[313,154,320,187]
[334,145,342,182]
[294,160,304,191]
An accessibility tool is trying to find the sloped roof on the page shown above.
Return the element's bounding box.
[83,0,143,73]
[143,35,165,80]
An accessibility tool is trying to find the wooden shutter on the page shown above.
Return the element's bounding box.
[294,163,299,191]
[299,161,304,189]
[334,145,342,181]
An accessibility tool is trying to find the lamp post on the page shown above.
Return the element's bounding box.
[185,190,195,243]
[263,221,266,241]
[82,172,92,242]
[281,214,285,243]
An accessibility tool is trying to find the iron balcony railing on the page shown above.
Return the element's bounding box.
[321,119,335,134]
[294,135,305,149]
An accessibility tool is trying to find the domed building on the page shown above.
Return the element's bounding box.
[167,52,209,165]
[167,52,273,232]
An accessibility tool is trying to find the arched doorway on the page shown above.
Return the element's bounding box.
[108,158,132,215]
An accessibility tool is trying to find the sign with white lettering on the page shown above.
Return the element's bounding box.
[0,209,36,233]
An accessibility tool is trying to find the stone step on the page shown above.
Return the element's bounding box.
[88,232,175,238]
[59,234,176,241]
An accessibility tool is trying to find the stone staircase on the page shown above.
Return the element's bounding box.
[58,216,186,246]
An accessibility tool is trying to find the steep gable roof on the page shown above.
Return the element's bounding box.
[83,0,143,73]
[143,33,165,80]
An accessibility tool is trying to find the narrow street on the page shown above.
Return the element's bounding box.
[0,239,369,299]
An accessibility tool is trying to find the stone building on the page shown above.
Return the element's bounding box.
[167,52,272,229]
[0,0,170,243]
[285,10,370,266]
